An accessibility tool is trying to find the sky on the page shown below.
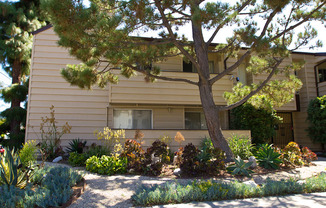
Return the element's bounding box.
[1,0,326,112]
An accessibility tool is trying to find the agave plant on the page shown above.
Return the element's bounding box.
[255,144,282,169]
[226,157,254,177]
[0,148,29,189]
[66,138,87,153]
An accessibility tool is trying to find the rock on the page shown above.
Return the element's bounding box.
[249,156,257,168]
[52,156,63,163]
[173,168,181,176]
[243,180,259,188]
[151,154,160,164]
[296,180,305,185]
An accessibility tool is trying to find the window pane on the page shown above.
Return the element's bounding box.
[200,113,207,129]
[132,110,152,129]
[185,112,201,129]
[114,110,152,129]
[113,110,132,129]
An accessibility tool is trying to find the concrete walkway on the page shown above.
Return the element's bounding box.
[66,158,326,208]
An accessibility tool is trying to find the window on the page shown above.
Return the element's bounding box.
[318,68,326,82]
[113,110,152,129]
[185,112,207,129]
[183,60,215,73]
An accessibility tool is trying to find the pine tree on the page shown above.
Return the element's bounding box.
[42,0,325,160]
[0,0,47,147]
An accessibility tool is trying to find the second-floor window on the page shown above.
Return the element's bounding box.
[183,60,215,73]
[113,109,152,129]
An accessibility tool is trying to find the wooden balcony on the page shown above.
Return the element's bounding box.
[109,71,233,105]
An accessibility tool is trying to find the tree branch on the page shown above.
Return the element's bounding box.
[154,0,199,69]
[132,67,198,85]
[206,0,252,47]
[209,50,251,85]
[271,2,326,42]
[219,58,283,111]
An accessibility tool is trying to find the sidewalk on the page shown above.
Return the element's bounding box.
[152,192,326,208]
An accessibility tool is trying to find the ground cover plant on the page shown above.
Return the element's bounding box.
[132,173,326,206]
[0,146,84,208]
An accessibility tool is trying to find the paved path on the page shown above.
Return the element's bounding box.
[65,158,326,208]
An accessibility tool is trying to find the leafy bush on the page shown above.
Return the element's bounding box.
[19,140,38,168]
[132,173,326,206]
[230,103,281,144]
[84,145,111,158]
[0,166,83,208]
[0,148,29,188]
[255,144,282,169]
[227,157,254,177]
[280,142,304,167]
[197,138,226,175]
[66,138,87,153]
[180,143,200,176]
[227,134,254,160]
[307,95,326,150]
[85,155,127,175]
[68,152,87,167]
[121,139,145,173]
[301,147,318,164]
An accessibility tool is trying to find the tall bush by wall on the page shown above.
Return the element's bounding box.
[230,103,281,144]
[307,95,326,151]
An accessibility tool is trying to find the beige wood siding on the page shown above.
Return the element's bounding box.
[109,71,233,105]
[291,54,320,150]
[318,82,326,96]
[26,28,110,146]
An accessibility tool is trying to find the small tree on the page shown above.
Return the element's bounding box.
[230,103,281,145]
[42,0,325,160]
[307,95,326,151]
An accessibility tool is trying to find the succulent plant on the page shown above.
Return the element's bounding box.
[227,157,254,177]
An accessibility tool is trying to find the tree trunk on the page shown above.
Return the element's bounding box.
[191,18,234,162]
[198,82,234,162]
[10,60,22,135]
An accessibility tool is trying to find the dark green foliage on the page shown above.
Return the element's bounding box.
[0,0,47,147]
[66,138,87,153]
[68,152,87,167]
[180,141,226,177]
[226,157,254,177]
[85,155,127,175]
[255,144,282,169]
[0,166,83,208]
[84,145,111,158]
[230,103,281,144]
[228,134,254,159]
[180,143,200,176]
[132,173,326,206]
[307,95,326,150]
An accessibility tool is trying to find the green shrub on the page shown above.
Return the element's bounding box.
[255,144,282,169]
[280,142,304,167]
[0,148,29,188]
[0,166,83,208]
[66,138,87,153]
[226,157,254,177]
[230,103,281,144]
[227,134,254,160]
[307,95,326,150]
[84,145,111,158]
[68,152,87,167]
[19,140,38,168]
[121,139,145,174]
[132,173,326,206]
[85,155,127,175]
